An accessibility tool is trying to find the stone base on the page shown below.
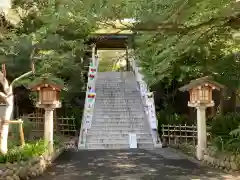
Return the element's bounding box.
[0,146,65,180]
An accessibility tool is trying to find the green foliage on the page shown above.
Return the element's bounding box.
[209,113,240,153]
[211,135,240,153]
[156,110,189,135]
[209,113,240,139]
[0,140,46,163]
[157,110,188,125]
[1,0,98,104]
[9,116,33,147]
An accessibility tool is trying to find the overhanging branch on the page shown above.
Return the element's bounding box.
[10,71,33,88]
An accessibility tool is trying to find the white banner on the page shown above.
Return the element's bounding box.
[146,92,157,130]
[83,92,96,129]
[139,81,148,97]
[87,71,97,92]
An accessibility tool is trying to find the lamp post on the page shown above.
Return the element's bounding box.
[179,76,224,160]
[30,80,63,154]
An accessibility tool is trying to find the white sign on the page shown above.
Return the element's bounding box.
[83,92,96,129]
[146,92,157,130]
[87,71,96,92]
[83,114,92,129]
[129,133,137,148]
[86,92,96,108]
[139,81,148,97]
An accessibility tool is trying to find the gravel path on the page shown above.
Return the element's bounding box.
[33,148,240,180]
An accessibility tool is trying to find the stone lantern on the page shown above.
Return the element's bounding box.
[179,76,224,160]
[30,80,63,154]
[31,83,62,109]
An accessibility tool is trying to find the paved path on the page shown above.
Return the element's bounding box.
[34,148,239,180]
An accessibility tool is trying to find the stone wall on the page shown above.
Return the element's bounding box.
[172,144,240,172]
[0,146,65,180]
[203,147,239,171]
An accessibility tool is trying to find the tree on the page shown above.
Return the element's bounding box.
[0,69,33,154]
[0,0,98,153]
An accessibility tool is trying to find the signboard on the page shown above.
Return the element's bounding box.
[83,114,92,129]
[139,81,148,97]
[129,133,137,148]
[85,92,96,112]
[146,92,157,130]
[82,92,96,129]
[87,72,96,92]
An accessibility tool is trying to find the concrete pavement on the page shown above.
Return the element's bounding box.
[34,148,240,180]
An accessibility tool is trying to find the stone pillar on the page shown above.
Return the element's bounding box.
[44,108,54,154]
[196,105,207,160]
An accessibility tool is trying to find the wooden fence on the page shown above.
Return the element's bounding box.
[161,124,211,146]
[26,113,77,139]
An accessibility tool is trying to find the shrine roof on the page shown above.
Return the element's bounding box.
[179,76,224,92]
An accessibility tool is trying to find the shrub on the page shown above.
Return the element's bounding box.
[9,115,33,146]
[157,110,189,136]
[209,113,240,153]
[157,110,188,126]
[0,140,46,163]
[209,113,240,139]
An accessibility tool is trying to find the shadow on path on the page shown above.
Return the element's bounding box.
[33,148,238,180]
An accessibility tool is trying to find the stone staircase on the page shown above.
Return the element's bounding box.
[85,71,154,149]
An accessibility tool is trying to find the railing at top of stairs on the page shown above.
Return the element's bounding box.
[78,46,99,149]
[129,56,162,148]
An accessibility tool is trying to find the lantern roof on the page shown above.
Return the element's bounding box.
[179,76,224,92]
[29,79,63,91]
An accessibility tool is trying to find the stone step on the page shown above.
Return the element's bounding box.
[88,129,146,133]
[94,115,144,119]
[94,104,142,107]
[92,120,145,124]
[90,124,145,129]
[92,119,144,123]
[95,106,143,109]
[94,108,144,113]
[94,105,142,108]
[95,101,142,104]
[95,97,140,99]
[94,115,145,119]
[92,120,144,124]
[87,138,152,144]
[94,109,144,112]
[86,132,152,138]
[95,99,141,101]
[96,90,140,93]
[86,142,154,149]
[96,95,140,98]
[93,117,145,121]
[94,117,132,120]
[96,89,139,91]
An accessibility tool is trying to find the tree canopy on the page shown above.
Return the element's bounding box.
[1,0,99,103]
[1,0,240,103]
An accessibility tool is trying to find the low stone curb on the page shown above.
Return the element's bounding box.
[171,144,240,174]
[0,145,66,180]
